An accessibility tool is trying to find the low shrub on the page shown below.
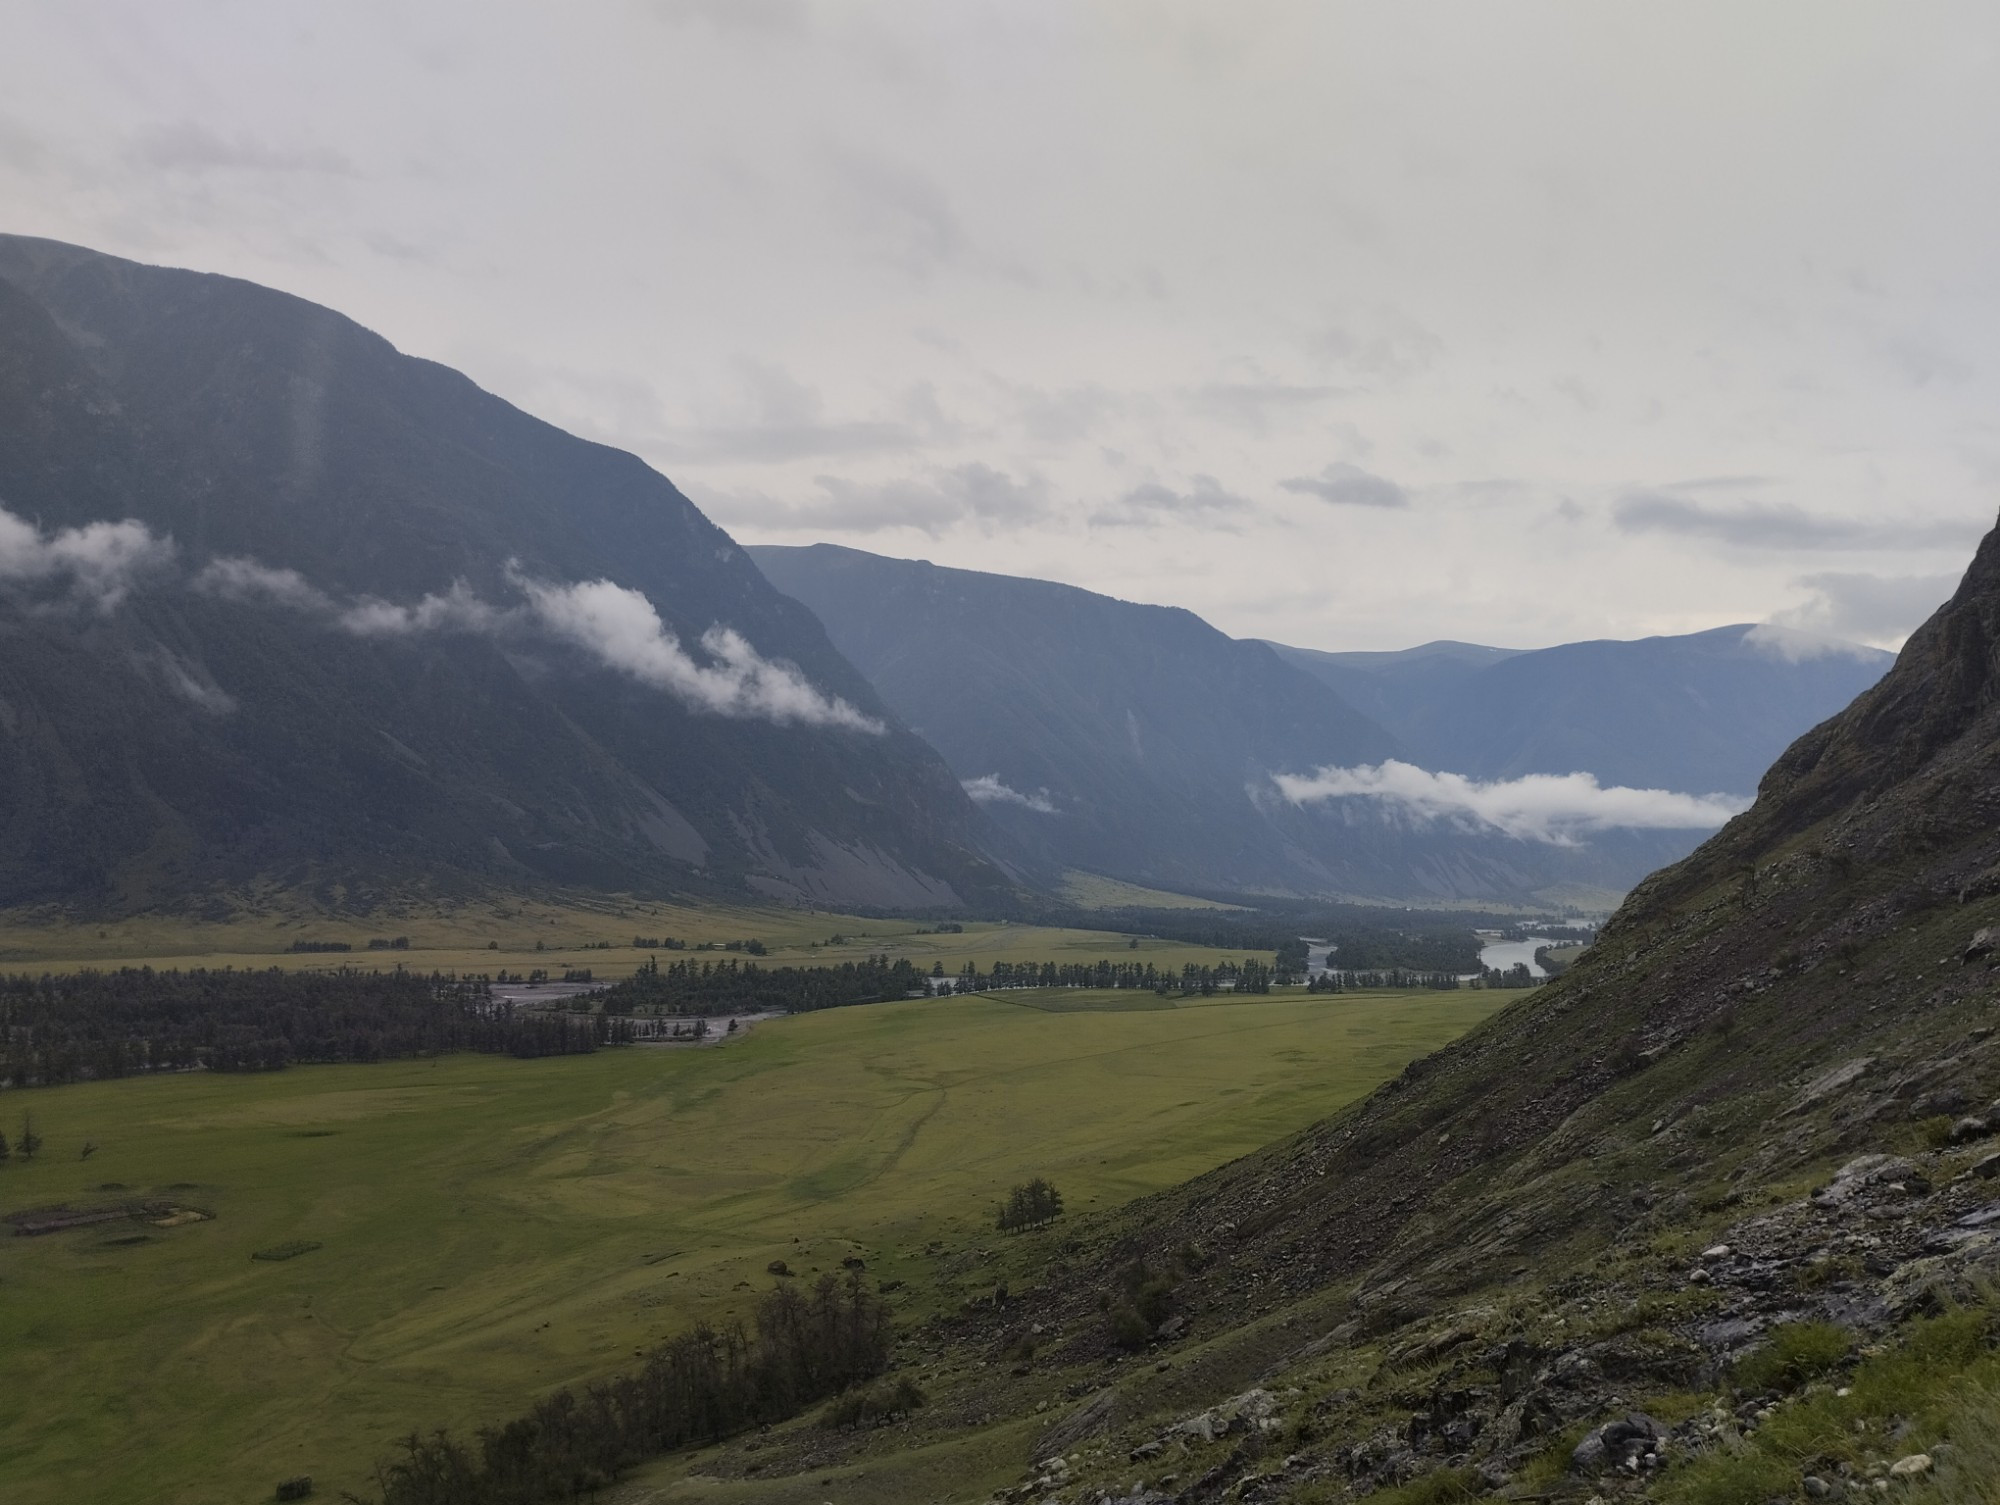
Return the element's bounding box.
[821,1375,926,1430]
[1732,1321,1852,1393]
[251,1240,323,1263]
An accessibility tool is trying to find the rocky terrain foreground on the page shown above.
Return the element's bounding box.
[627,518,2000,1501]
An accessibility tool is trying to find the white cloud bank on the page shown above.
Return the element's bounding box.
[0,505,176,610]
[961,774,1056,813]
[511,574,882,731]
[191,552,882,733]
[1273,760,1749,845]
[0,506,879,733]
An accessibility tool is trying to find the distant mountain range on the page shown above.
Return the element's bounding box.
[0,236,1013,912]
[1267,626,1893,795]
[0,236,1902,917]
[750,542,1401,896]
[752,545,1889,904]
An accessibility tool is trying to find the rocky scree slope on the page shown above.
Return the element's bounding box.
[0,236,1014,912]
[686,516,2000,1501]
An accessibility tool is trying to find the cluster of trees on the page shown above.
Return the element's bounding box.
[995,1177,1064,1232]
[629,936,686,950]
[1477,962,1539,989]
[946,958,1275,996]
[0,968,618,1088]
[1054,904,1487,976]
[0,1113,40,1163]
[598,955,930,1017]
[1275,937,1310,983]
[361,1273,892,1505]
[1306,970,1464,992]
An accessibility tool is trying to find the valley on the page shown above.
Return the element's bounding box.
[0,131,1984,1505]
[0,980,1500,1505]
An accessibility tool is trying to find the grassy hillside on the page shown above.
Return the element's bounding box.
[0,986,1500,1505]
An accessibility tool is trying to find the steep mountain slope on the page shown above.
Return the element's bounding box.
[0,236,1012,911]
[751,542,1403,896]
[753,544,1760,904]
[677,512,2000,1502]
[1273,624,1894,795]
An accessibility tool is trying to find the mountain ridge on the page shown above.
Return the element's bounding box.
[0,235,1017,913]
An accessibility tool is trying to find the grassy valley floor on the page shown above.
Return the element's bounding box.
[0,893,1269,981]
[0,986,1500,1505]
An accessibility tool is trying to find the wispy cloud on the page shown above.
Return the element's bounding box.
[706,463,1048,536]
[1756,570,1957,649]
[146,647,236,715]
[195,549,883,731]
[1273,759,1748,845]
[0,505,176,611]
[1278,462,1408,509]
[1090,474,1249,529]
[512,573,883,731]
[128,120,356,176]
[1741,623,1891,665]
[961,775,1056,813]
[193,556,334,612]
[1612,492,1974,552]
[668,362,956,463]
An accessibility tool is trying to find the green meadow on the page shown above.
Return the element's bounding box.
[0,986,1502,1505]
[0,891,1262,981]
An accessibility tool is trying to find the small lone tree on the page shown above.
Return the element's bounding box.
[0,1128,10,1163]
[18,1114,40,1161]
[996,1177,1064,1233]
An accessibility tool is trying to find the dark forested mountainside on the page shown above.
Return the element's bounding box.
[0,236,1013,913]
[1272,623,1894,795]
[750,542,1399,896]
[753,544,1760,904]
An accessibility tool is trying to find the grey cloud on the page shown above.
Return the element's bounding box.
[961,775,1056,813]
[1613,492,1976,552]
[1186,381,1342,432]
[194,557,335,613]
[704,464,1048,536]
[1763,570,1959,646]
[199,548,878,731]
[1877,333,1973,389]
[1274,760,1747,845]
[1306,312,1442,381]
[0,505,177,611]
[671,362,955,463]
[1091,474,1250,529]
[1008,382,1131,445]
[1278,462,1407,509]
[1663,474,1779,491]
[128,121,356,176]
[0,112,49,174]
[823,146,965,276]
[147,647,236,715]
[647,0,807,33]
[512,572,882,731]
[339,582,506,638]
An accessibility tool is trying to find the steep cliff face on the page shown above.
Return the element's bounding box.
[0,236,1013,911]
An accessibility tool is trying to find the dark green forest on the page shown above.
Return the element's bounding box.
[0,968,613,1087]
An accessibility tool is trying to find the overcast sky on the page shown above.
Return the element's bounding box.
[4,2,1996,651]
